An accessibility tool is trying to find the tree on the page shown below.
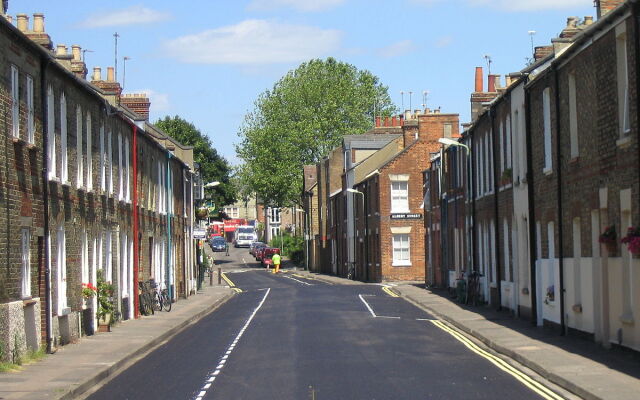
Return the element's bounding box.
[155,116,236,206]
[236,57,395,207]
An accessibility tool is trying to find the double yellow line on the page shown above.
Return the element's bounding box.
[221,273,243,293]
[429,320,565,400]
[382,286,399,297]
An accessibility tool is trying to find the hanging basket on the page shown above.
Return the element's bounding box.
[196,208,209,219]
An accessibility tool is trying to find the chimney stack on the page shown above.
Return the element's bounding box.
[16,13,28,32]
[23,13,52,50]
[583,16,594,26]
[69,45,88,80]
[120,93,152,120]
[474,66,483,92]
[534,45,553,61]
[596,0,624,18]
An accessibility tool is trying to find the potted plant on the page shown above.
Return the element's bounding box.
[96,271,115,332]
[621,226,640,255]
[599,225,617,253]
[501,168,512,185]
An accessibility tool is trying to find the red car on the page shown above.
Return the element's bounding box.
[261,248,280,268]
[255,246,267,261]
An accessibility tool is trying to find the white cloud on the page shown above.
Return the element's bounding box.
[247,0,345,12]
[163,20,342,65]
[78,5,170,28]
[136,89,170,112]
[467,0,590,11]
[434,36,453,48]
[377,40,415,58]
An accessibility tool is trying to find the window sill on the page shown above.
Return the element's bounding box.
[620,313,634,326]
[48,176,61,184]
[568,156,579,164]
[58,307,72,317]
[543,167,553,176]
[616,136,632,149]
[392,261,412,267]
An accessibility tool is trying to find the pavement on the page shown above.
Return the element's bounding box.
[0,279,235,400]
[291,269,640,400]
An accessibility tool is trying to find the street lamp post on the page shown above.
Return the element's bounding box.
[438,138,474,279]
[347,188,367,281]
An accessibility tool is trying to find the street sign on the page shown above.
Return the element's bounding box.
[390,213,423,220]
[193,228,207,239]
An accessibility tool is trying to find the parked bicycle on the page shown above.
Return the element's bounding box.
[149,279,172,312]
[159,287,172,312]
[138,281,155,316]
[466,271,484,306]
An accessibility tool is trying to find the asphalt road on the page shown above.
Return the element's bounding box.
[87,245,555,400]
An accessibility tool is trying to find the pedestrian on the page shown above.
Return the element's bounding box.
[225,240,229,256]
[272,251,281,274]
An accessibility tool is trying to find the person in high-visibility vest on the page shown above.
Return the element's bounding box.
[272,252,281,274]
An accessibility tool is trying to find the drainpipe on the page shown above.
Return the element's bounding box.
[553,68,567,335]
[490,108,502,310]
[41,56,53,353]
[633,1,640,244]
[131,124,139,318]
[166,152,173,300]
[524,76,538,326]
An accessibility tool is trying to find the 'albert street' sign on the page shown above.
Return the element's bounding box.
[390,213,423,220]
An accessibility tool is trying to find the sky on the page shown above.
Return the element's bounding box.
[12,0,596,165]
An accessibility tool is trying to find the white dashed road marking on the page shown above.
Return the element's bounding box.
[193,288,271,400]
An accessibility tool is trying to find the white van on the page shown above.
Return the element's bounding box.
[233,226,257,247]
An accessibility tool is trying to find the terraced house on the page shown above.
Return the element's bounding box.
[424,0,640,352]
[0,10,197,362]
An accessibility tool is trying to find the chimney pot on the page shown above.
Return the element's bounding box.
[92,67,102,82]
[392,116,398,126]
[107,67,115,82]
[488,74,496,92]
[384,116,390,127]
[584,16,593,25]
[475,66,483,92]
[33,13,44,33]
[71,45,81,61]
[56,44,67,56]
[404,110,412,120]
[16,14,28,32]
[5,15,13,24]
[375,116,381,127]
[567,16,578,28]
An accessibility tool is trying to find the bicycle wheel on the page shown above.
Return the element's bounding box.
[152,291,162,312]
[145,293,154,315]
[162,291,172,312]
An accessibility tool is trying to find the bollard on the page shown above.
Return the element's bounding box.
[210,267,213,286]
[218,267,222,285]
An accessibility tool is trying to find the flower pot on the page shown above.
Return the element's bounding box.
[98,313,112,332]
[605,241,617,254]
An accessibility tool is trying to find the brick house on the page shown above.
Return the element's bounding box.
[0,10,196,361]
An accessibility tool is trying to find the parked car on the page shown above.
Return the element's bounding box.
[255,246,267,261]
[250,242,266,256]
[210,236,227,252]
[261,248,280,268]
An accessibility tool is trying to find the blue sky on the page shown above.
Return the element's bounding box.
[14,0,595,165]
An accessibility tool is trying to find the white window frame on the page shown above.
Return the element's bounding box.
[47,86,56,180]
[616,24,631,138]
[76,106,84,188]
[60,94,68,183]
[392,233,411,266]
[107,130,113,195]
[505,114,512,170]
[86,114,93,191]
[100,124,105,191]
[124,136,130,202]
[542,87,552,173]
[56,226,67,316]
[568,72,579,158]
[21,228,31,298]
[81,230,89,285]
[26,75,34,144]
[390,181,409,213]
[105,231,113,282]
[118,132,123,201]
[11,65,19,139]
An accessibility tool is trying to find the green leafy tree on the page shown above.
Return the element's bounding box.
[155,116,236,206]
[236,57,395,207]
